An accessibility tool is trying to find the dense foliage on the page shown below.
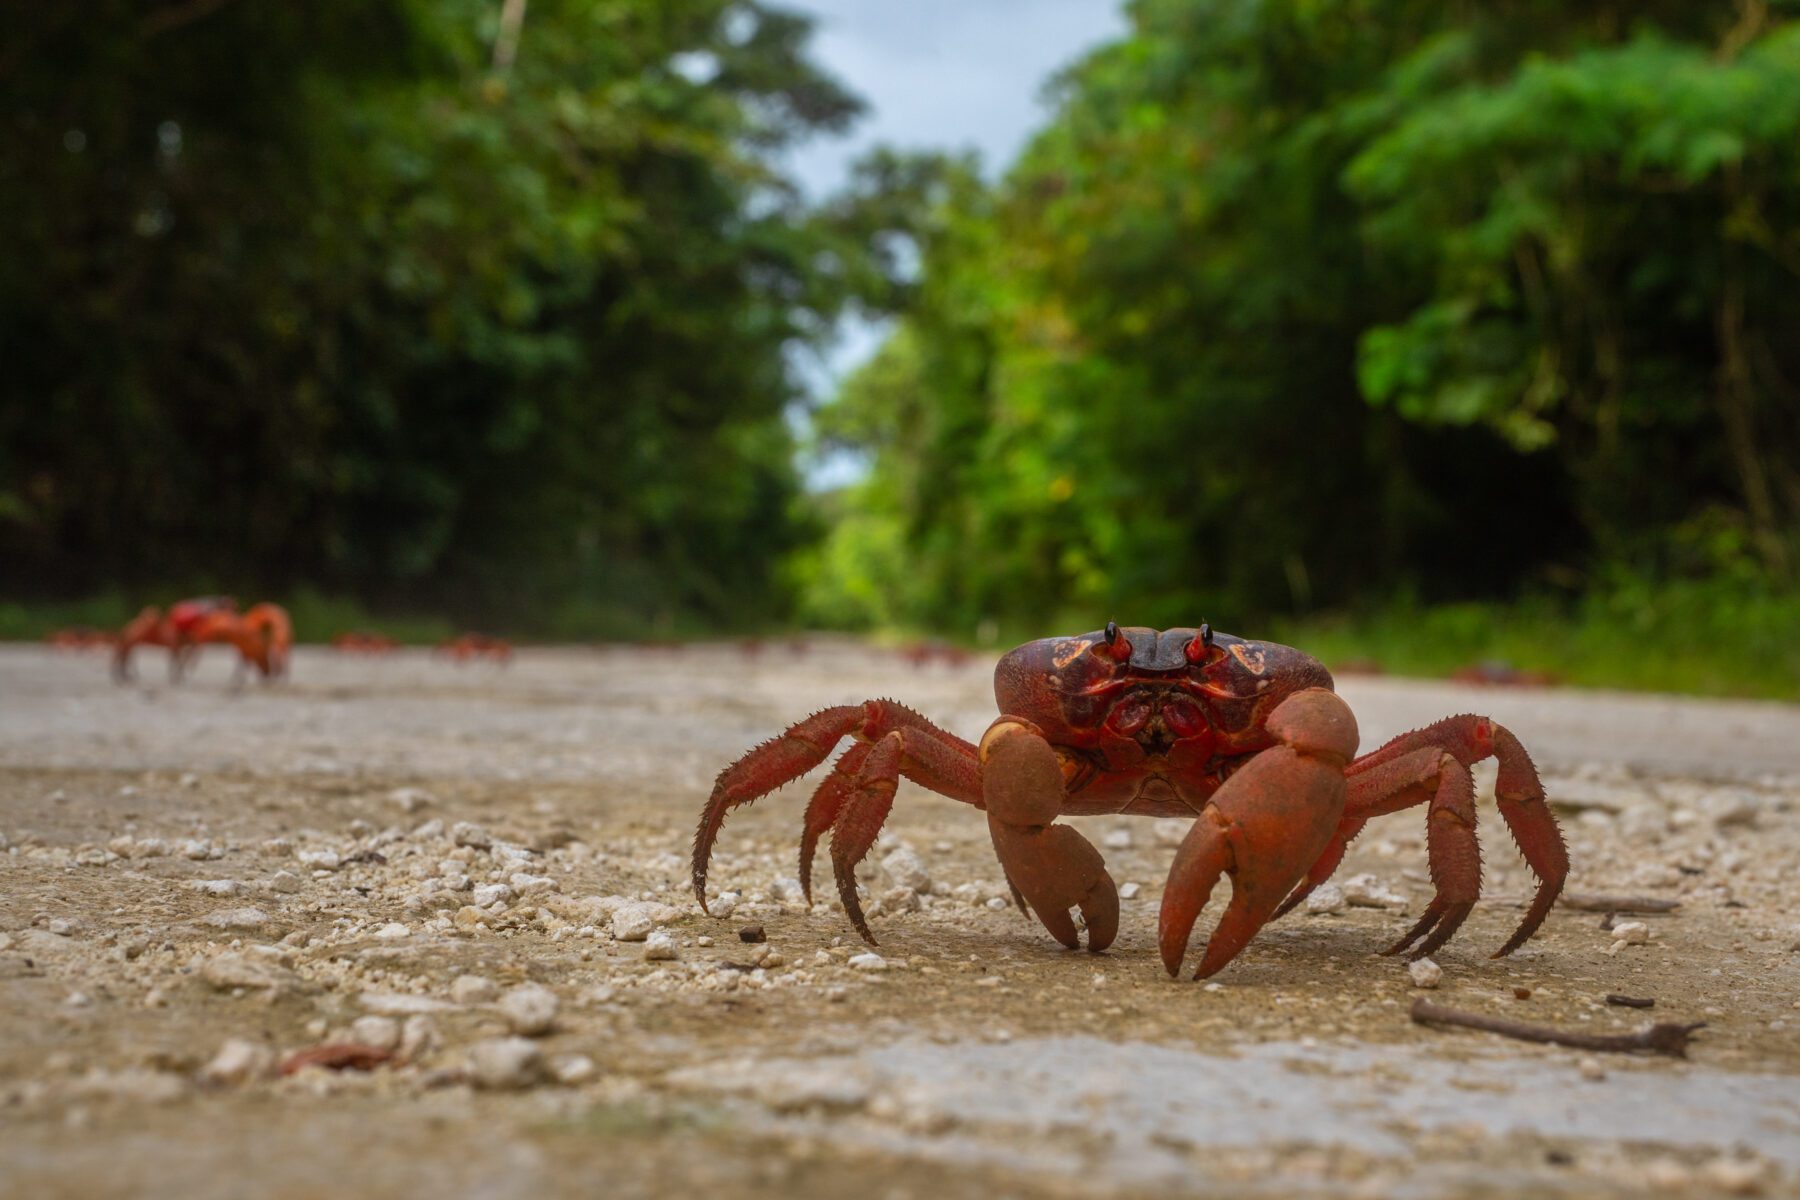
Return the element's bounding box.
[800,0,1800,637]
[1,0,881,630]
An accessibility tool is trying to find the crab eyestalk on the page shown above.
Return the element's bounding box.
[1100,620,1132,662]
[1182,623,1215,664]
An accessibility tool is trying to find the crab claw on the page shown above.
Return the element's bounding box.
[1159,690,1354,978]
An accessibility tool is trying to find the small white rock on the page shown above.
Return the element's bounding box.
[643,930,679,961]
[450,974,499,1005]
[349,1015,401,1052]
[848,953,887,971]
[200,1038,273,1085]
[770,877,806,905]
[472,883,514,909]
[371,921,411,941]
[1578,1056,1607,1081]
[400,1015,439,1060]
[204,906,271,932]
[1119,882,1142,900]
[1304,883,1347,915]
[498,983,559,1036]
[189,879,246,896]
[1343,873,1408,910]
[879,846,932,892]
[710,891,741,918]
[609,900,674,941]
[296,849,340,872]
[1408,957,1443,989]
[1611,921,1650,945]
[1102,828,1133,849]
[467,1037,544,1090]
[508,873,558,896]
[451,821,492,850]
[881,885,922,913]
[266,870,304,894]
[551,1054,598,1086]
[985,897,1008,911]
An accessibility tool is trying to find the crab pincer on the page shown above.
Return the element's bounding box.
[1158,689,1356,978]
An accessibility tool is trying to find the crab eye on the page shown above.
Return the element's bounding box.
[1183,623,1214,664]
[1097,620,1131,662]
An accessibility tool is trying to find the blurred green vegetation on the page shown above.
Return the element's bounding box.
[4,2,1798,696]
[796,0,1800,699]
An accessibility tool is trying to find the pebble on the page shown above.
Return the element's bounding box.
[498,983,559,1036]
[1118,882,1141,900]
[984,897,1008,911]
[200,1038,274,1085]
[509,873,558,896]
[451,822,492,850]
[643,931,679,961]
[551,1054,598,1086]
[1407,958,1443,988]
[472,883,514,908]
[1304,883,1347,915]
[738,925,766,944]
[349,1016,402,1053]
[848,953,887,971]
[296,849,339,872]
[47,918,79,936]
[710,892,741,918]
[204,906,271,932]
[1578,1056,1607,1081]
[879,846,932,892]
[467,1037,544,1090]
[400,1015,439,1061]
[200,953,297,993]
[1342,873,1408,910]
[1611,921,1650,945]
[1102,828,1133,849]
[190,879,246,896]
[881,885,922,913]
[358,991,457,1016]
[450,974,499,1005]
[609,900,674,942]
[388,787,435,813]
[770,877,806,905]
[266,870,304,894]
[371,921,411,940]
[1154,821,1189,846]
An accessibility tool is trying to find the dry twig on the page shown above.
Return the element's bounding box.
[1558,893,1681,914]
[1411,999,1702,1057]
[1606,994,1657,1009]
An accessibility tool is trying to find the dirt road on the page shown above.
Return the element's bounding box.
[3,641,1798,1198]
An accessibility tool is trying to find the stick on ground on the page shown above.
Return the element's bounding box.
[1410,999,1702,1057]
[1558,893,1681,914]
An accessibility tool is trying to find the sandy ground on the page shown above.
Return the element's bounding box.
[2,640,1799,1199]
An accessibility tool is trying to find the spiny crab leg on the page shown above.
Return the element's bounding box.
[692,699,980,931]
[1158,689,1356,979]
[1272,714,1568,960]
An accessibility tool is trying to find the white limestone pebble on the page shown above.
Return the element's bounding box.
[1407,957,1443,989]
[985,897,1008,911]
[551,1054,598,1086]
[349,1016,402,1053]
[451,821,492,850]
[467,1037,544,1090]
[882,885,922,913]
[1342,873,1408,910]
[204,907,271,932]
[710,891,741,918]
[472,883,514,909]
[371,921,411,941]
[498,983,559,1036]
[1304,883,1347,915]
[266,870,304,894]
[1119,882,1142,900]
[1578,1056,1607,1082]
[848,953,887,971]
[1612,921,1650,945]
[450,974,499,1005]
[189,880,247,896]
[643,930,679,961]
[1103,828,1133,850]
[296,849,339,872]
[200,1038,274,1085]
[880,846,932,892]
[609,900,675,941]
[770,877,806,905]
[201,953,297,993]
[509,873,558,896]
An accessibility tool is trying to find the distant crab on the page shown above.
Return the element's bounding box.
[694,624,1568,978]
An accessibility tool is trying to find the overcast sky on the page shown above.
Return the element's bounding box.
[775,2,1128,476]
[780,0,1130,201]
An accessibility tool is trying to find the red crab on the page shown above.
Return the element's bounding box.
[694,624,1568,978]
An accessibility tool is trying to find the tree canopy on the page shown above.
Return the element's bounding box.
[799,0,1800,634]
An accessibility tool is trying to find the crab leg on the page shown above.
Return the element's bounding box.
[1159,688,1356,978]
[1273,715,1567,959]
[980,719,1119,952]
[692,699,979,914]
